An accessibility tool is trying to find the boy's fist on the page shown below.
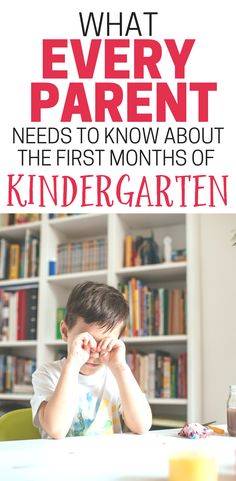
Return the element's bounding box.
[68,332,97,367]
[97,337,126,369]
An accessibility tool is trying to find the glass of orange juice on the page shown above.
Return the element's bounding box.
[169,450,217,481]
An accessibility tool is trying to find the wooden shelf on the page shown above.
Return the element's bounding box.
[47,270,108,288]
[0,393,32,401]
[0,341,37,348]
[45,340,66,347]
[0,277,39,288]
[152,417,184,428]
[148,398,187,405]
[0,221,41,239]
[49,214,107,238]
[116,262,186,282]
[118,214,186,230]
[46,336,186,346]
[123,335,187,344]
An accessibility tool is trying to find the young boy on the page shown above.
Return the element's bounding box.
[31,281,152,438]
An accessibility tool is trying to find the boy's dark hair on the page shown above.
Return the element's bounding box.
[65,281,129,334]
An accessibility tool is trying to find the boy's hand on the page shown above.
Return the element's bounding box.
[67,332,97,368]
[97,337,126,370]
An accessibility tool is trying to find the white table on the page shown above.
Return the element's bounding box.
[0,429,236,481]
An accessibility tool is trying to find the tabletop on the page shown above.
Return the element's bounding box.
[0,428,236,481]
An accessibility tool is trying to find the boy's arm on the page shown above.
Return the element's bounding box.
[38,359,79,439]
[111,363,152,434]
[97,338,152,434]
[38,332,96,439]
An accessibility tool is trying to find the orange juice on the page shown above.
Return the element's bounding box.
[169,451,217,481]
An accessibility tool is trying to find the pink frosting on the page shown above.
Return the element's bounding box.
[178,423,210,439]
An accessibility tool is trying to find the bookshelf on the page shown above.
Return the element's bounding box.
[0,213,202,428]
[0,278,39,287]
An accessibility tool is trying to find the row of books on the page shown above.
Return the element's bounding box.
[119,279,186,336]
[48,214,78,219]
[57,238,107,274]
[0,354,36,393]
[0,286,38,341]
[126,351,187,399]
[0,214,41,226]
[0,229,40,280]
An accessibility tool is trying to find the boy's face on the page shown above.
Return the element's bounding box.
[63,317,123,375]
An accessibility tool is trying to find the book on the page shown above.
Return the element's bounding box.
[0,291,10,341]
[17,289,27,340]
[8,291,18,341]
[0,238,8,280]
[56,307,65,339]
[23,228,31,278]
[26,288,38,340]
[125,235,133,267]
[8,243,20,279]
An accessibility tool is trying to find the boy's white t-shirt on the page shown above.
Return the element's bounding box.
[31,358,123,439]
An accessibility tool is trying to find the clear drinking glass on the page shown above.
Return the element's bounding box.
[227,385,236,436]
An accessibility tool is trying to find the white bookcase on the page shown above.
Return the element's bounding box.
[0,214,202,426]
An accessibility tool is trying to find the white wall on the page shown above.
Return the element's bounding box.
[200,214,236,422]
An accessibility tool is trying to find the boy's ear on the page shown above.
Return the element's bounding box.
[60,320,69,342]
